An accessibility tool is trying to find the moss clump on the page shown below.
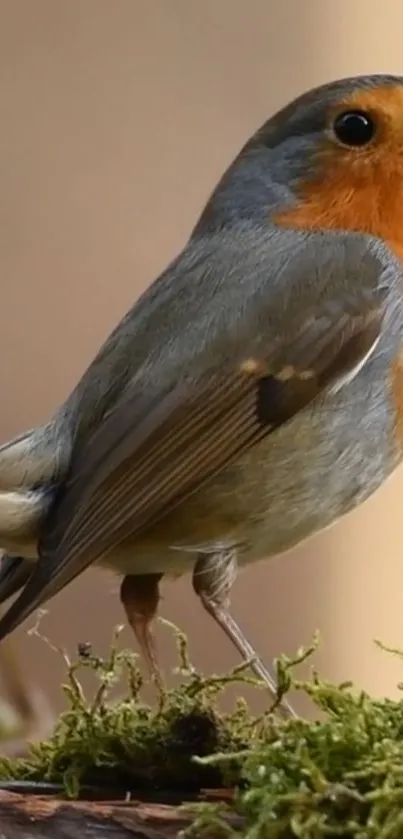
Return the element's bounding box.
[2,626,403,837]
[0,621,261,798]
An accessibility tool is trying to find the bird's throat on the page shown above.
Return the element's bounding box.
[274,169,403,263]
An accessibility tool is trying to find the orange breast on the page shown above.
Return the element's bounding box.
[274,86,403,453]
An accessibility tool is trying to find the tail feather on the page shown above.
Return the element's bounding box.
[0,489,53,557]
[0,554,33,605]
[0,424,66,491]
[0,423,66,553]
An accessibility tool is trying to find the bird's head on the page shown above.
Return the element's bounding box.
[195,74,403,259]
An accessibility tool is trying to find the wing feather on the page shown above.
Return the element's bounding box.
[0,230,388,639]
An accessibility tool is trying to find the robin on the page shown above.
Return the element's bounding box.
[0,73,402,720]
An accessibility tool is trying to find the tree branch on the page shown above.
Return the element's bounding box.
[0,790,241,839]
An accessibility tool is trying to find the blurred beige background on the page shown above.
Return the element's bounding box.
[1,0,403,720]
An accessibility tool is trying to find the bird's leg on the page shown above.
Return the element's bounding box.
[0,637,54,756]
[120,573,164,689]
[192,550,297,720]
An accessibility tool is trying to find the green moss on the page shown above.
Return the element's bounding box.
[2,625,403,837]
[0,621,261,798]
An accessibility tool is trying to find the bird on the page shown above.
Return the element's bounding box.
[0,73,402,720]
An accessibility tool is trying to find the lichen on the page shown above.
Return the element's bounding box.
[2,623,403,837]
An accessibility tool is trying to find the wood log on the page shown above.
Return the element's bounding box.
[0,790,242,839]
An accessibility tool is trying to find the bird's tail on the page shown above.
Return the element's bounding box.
[0,423,67,555]
[0,424,65,491]
[0,489,54,556]
[0,554,33,605]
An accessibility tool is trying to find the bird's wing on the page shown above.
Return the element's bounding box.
[0,230,390,638]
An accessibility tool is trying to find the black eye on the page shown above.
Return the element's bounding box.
[332,110,376,147]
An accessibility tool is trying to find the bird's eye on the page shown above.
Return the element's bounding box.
[332,110,376,147]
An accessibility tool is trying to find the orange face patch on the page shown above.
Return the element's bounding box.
[274,85,403,260]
